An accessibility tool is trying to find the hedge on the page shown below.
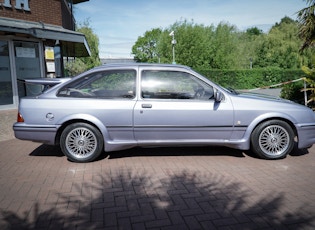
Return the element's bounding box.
[196,68,304,90]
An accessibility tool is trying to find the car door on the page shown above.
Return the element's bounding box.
[133,68,235,144]
[57,68,137,143]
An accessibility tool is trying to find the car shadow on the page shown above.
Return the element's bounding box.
[29,143,311,161]
[29,144,64,157]
[243,144,310,160]
[29,144,246,160]
[107,146,246,160]
[290,146,310,157]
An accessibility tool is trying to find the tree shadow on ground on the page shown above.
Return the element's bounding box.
[1,169,314,229]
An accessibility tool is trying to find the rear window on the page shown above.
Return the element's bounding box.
[58,69,136,99]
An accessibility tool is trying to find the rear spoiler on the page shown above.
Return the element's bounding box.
[17,78,71,94]
[18,78,71,86]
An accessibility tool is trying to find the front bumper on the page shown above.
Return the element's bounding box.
[296,123,315,149]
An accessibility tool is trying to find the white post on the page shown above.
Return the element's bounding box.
[304,78,307,106]
[169,31,176,64]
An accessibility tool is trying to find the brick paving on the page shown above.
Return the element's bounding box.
[0,109,16,142]
[0,139,315,229]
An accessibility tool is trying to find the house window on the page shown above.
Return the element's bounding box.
[0,40,13,105]
[14,41,42,97]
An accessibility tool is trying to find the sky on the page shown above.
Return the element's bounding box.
[74,0,308,59]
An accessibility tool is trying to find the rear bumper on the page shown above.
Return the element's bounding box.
[296,123,315,149]
[13,123,58,145]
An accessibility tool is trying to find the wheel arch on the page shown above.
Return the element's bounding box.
[235,112,298,150]
[247,115,298,147]
[249,117,297,159]
[55,115,109,148]
[247,116,298,137]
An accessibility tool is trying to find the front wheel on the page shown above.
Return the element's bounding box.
[251,120,295,159]
[60,123,104,162]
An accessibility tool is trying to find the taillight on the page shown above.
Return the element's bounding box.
[17,112,24,122]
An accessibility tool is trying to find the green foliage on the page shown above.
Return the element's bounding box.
[76,20,101,69]
[132,17,311,71]
[196,68,304,90]
[210,22,239,69]
[246,27,263,36]
[65,20,101,76]
[255,18,304,69]
[297,1,315,109]
[64,59,87,76]
[301,62,315,109]
[156,20,215,68]
[281,81,305,105]
[297,0,315,51]
[132,28,162,63]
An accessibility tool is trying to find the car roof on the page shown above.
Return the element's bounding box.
[92,63,192,71]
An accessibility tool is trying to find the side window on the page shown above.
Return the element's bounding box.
[58,69,136,99]
[141,70,214,100]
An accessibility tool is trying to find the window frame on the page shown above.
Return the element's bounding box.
[140,70,214,101]
[57,69,137,99]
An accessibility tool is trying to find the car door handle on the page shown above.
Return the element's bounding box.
[142,104,152,108]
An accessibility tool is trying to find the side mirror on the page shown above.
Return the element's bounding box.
[214,91,224,102]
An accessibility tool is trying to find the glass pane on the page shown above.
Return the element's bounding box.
[141,70,214,100]
[0,41,13,105]
[58,70,136,99]
[14,41,42,97]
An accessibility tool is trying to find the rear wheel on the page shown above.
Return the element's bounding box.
[251,120,294,159]
[60,123,103,162]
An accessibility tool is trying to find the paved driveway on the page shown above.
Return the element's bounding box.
[0,139,315,229]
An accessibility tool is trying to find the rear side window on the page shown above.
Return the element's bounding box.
[58,69,136,99]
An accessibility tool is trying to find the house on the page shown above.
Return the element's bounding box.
[0,0,90,110]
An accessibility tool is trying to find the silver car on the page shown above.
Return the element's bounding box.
[13,63,315,162]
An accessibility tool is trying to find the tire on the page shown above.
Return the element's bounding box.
[251,120,294,159]
[60,123,104,162]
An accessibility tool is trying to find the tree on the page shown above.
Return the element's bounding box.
[132,28,162,63]
[255,17,304,69]
[209,22,239,69]
[246,27,263,36]
[297,0,315,109]
[131,16,313,70]
[159,20,215,68]
[297,0,315,51]
[301,63,315,109]
[237,27,265,69]
[65,20,101,76]
[76,20,101,69]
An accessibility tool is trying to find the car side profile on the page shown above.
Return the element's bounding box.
[13,63,315,162]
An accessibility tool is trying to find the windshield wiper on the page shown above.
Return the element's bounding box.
[227,87,239,95]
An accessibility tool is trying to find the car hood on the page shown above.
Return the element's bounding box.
[237,91,291,103]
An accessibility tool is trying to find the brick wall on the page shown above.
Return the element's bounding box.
[0,0,70,27]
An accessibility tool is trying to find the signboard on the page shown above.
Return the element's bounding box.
[45,47,55,60]
[46,61,55,72]
[15,47,36,58]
